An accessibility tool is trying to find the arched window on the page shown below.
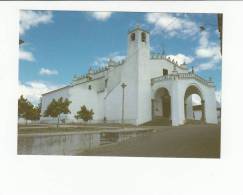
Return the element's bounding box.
[141,32,146,42]
[131,33,135,41]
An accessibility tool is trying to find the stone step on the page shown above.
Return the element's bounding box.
[142,117,172,126]
[185,119,202,124]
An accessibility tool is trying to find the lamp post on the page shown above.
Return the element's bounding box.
[121,83,127,125]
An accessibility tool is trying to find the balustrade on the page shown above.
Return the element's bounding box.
[151,73,214,87]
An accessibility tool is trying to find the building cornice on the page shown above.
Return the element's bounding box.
[42,85,70,96]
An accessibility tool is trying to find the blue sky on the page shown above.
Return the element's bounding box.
[19,11,222,104]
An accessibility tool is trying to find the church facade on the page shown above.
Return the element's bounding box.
[40,25,218,126]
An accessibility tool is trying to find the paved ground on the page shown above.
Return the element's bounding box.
[80,124,220,158]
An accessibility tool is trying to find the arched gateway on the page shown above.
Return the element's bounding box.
[152,87,172,125]
[184,85,205,123]
[151,72,218,126]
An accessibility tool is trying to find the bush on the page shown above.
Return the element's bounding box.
[75,105,94,122]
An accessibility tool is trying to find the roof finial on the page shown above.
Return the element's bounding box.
[135,23,141,29]
[181,61,187,68]
[88,66,94,74]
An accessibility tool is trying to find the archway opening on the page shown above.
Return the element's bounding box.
[184,85,205,123]
[152,88,171,120]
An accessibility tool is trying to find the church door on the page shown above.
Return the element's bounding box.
[162,95,171,118]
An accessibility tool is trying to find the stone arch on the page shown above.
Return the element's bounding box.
[152,87,171,120]
[183,82,205,100]
[152,84,172,99]
[184,84,205,123]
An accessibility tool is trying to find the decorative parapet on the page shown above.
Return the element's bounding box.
[71,59,125,85]
[151,52,166,60]
[150,53,188,70]
[71,66,108,84]
[151,73,215,87]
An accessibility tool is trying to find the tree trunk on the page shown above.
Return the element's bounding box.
[57,115,60,128]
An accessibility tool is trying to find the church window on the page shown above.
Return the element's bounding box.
[163,69,168,76]
[141,32,146,42]
[131,33,135,41]
[88,85,92,90]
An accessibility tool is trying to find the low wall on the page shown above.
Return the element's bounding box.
[18,133,100,155]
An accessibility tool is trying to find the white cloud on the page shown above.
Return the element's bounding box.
[39,68,58,76]
[90,12,112,21]
[196,32,221,59]
[145,13,198,37]
[20,10,53,35]
[19,81,62,104]
[19,49,34,62]
[195,31,222,72]
[194,62,215,72]
[198,30,209,48]
[196,47,220,58]
[166,53,194,65]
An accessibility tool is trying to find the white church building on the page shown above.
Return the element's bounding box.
[40,25,218,126]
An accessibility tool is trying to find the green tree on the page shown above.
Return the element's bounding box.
[29,104,41,121]
[44,97,71,128]
[18,95,35,125]
[75,105,94,122]
[18,95,28,117]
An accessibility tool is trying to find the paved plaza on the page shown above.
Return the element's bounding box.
[80,124,220,158]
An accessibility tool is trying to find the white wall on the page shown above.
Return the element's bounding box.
[104,82,123,123]
[41,75,107,123]
[178,80,217,125]
[69,82,102,122]
[106,65,122,92]
[185,96,194,119]
[151,78,218,126]
[136,31,152,125]
[40,86,70,123]
[204,87,218,124]
[150,59,188,79]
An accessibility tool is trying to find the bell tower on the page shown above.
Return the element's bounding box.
[121,25,152,125]
[127,24,150,59]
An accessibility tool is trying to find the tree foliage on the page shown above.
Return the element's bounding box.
[30,105,41,121]
[18,95,41,124]
[44,97,71,127]
[75,105,94,122]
